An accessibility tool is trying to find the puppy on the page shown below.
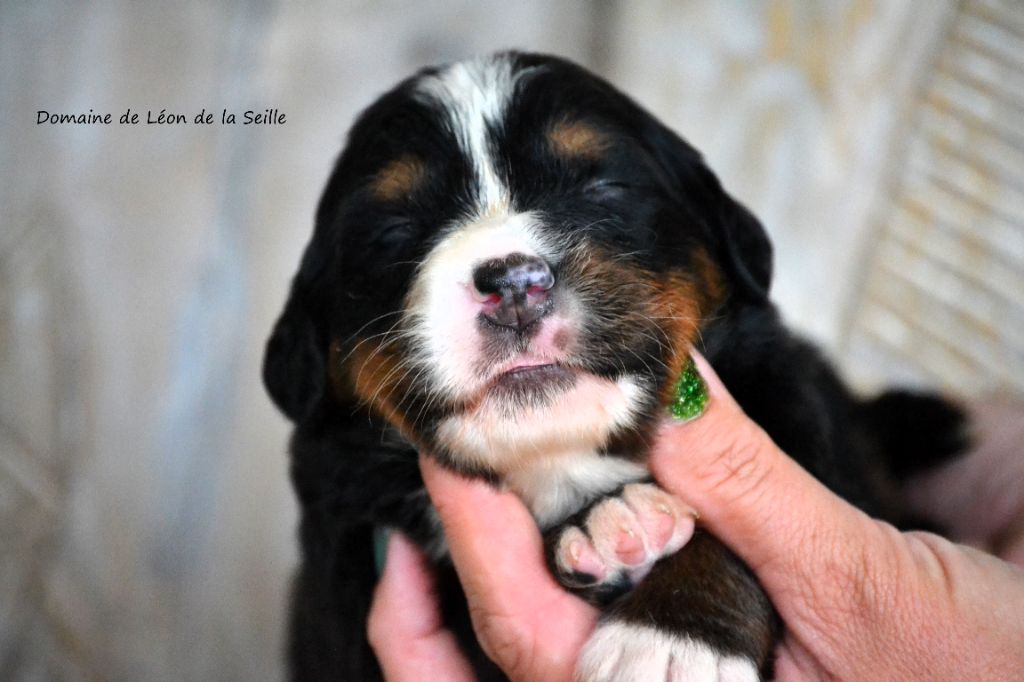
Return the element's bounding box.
[263,52,967,681]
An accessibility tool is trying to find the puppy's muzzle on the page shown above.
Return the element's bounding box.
[472,253,555,332]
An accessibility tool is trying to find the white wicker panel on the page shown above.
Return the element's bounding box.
[843,0,1024,395]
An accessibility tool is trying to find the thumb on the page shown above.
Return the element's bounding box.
[649,353,883,600]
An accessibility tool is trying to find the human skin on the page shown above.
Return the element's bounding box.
[902,395,1024,566]
[367,355,1024,680]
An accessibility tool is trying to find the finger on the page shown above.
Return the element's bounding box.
[650,353,881,593]
[367,532,476,682]
[420,456,598,681]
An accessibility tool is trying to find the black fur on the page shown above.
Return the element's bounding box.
[264,52,968,680]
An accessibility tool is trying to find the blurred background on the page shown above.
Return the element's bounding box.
[1,0,1021,679]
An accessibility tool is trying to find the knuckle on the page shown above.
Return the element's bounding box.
[693,418,773,504]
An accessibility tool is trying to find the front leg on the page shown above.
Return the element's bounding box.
[545,484,779,681]
[544,482,698,606]
[579,530,780,681]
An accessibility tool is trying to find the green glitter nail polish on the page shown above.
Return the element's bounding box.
[669,357,708,421]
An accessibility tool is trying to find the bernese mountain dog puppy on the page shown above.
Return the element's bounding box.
[263,52,967,681]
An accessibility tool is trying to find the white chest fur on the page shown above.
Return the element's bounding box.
[503,451,649,529]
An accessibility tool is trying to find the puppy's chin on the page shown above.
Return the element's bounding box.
[435,372,647,474]
[486,363,577,411]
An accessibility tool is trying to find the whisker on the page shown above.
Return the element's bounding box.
[335,310,405,349]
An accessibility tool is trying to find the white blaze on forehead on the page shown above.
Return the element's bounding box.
[405,211,554,399]
[415,55,517,213]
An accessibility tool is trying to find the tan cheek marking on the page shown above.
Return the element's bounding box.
[650,272,703,407]
[548,121,609,160]
[650,247,728,403]
[372,156,425,201]
[340,340,419,443]
[692,247,726,313]
[565,243,700,409]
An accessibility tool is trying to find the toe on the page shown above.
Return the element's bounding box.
[614,524,647,565]
[585,498,646,567]
[556,526,608,582]
[622,483,697,556]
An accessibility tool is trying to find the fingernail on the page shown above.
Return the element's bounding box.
[669,356,708,421]
[373,526,392,576]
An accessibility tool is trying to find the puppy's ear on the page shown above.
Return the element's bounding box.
[643,119,773,302]
[263,283,327,423]
[264,145,356,423]
[709,179,773,302]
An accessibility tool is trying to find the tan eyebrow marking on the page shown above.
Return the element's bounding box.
[548,121,609,159]
[372,156,425,200]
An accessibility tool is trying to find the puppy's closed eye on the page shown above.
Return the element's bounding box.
[583,178,636,203]
[375,217,418,248]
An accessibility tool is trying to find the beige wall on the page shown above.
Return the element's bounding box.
[1,1,1020,680]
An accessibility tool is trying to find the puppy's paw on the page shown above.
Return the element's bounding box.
[549,483,696,600]
[576,621,759,682]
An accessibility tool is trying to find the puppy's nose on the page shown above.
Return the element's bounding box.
[472,253,555,331]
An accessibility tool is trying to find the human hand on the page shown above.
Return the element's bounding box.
[368,460,598,682]
[367,530,478,682]
[649,353,1024,679]
[369,353,1024,680]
